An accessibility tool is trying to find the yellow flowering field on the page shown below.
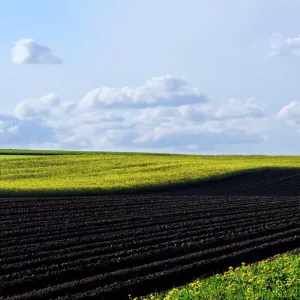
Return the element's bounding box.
[0,155,40,160]
[1,151,300,196]
[139,253,300,300]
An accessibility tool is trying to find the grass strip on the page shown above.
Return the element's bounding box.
[137,252,300,300]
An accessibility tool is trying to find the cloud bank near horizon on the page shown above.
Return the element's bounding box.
[1,75,295,153]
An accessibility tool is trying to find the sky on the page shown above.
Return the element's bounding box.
[1,0,300,154]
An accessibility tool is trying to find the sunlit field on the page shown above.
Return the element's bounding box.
[0,155,40,160]
[1,150,300,196]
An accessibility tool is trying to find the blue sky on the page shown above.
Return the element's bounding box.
[1,0,300,154]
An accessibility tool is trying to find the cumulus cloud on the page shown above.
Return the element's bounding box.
[14,93,74,118]
[79,75,207,109]
[130,97,263,126]
[56,136,93,150]
[2,76,270,152]
[178,104,212,121]
[215,98,265,120]
[133,107,180,124]
[72,112,125,125]
[11,39,62,64]
[132,103,211,125]
[132,123,264,150]
[277,101,300,125]
[268,32,300,57]
[0,112,55,147]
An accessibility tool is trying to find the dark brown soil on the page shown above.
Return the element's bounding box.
[1,192,299,299]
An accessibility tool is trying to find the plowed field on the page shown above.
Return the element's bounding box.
[1,170,300,299]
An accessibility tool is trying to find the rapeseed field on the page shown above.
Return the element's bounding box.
[1,151,300,196]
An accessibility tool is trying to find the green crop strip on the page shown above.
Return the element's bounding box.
[138,253,300,300]
[1,152,300,196]
[0,155,41,160]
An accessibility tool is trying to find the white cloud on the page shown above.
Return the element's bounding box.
[79,75,208,109]
[14,93,74,118]
[277,101,300,125]
[215,98,265,120]
[11,39,62,64]
[2,76,271,152]
[132,123,264,150]
[132,103,211,125]
[72,112,125,125]
[56,136,93,150]
[0,112,55,147]
[178,104,212,121]
[268,32,300,57]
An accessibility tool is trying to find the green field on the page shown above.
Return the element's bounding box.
[0,149,94,155]
[138,253,300,300]
[1,150,300,196]
[0,155,40,160]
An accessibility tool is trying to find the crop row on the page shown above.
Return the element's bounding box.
[2,211,298,269]
[1,194,299,299]
[2,209,296,264]
[2,205,297,260]
[4,235,299,299]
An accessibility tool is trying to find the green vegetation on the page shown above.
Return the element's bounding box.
[1,151,300,196]
[0,149,95,155]
[137,253,300,300]
[0,149,181,156]
[0,155,40,160]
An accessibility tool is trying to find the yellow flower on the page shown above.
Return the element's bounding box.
[286,282,292,286]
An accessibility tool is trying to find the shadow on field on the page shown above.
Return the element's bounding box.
[2,168,300,197]
[144,168,300,196]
